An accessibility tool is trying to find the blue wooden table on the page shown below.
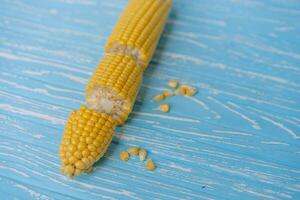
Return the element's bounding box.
[1,0,300,199]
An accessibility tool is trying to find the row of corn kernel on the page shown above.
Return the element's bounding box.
[119,147,156,171]
[175,84,197,97]
[106,0,172,69]
[86,54,142,105]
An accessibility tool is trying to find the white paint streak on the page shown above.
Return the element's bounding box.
[229,67,297,86]
[261,116,300,139]
[158,51,226,69]
[15,184,51,200]
[33,134,45,139]
[0,51,89,75]
[153,125,226,139]
[188,96,221,119]
[233,183,276,200]
[0,152,38,166]
[0,78,82,103]
[141,84,167,91]
[174,31,224,41]
[169,162,192,172]
[0,104,64,125]
[182,15,227,27]
[213,130,252,136]
[45,85,82,95]
[57,0,95,5]
[261,141,290,146]
[208,97,261,130]
[132,111,200,123]
[187,97,209,110]
[0,165,29,177]
[70,179,141,200]
[56,72,87,84]
[234,36,300,61]
[164,34,208,48]
[23,70,50,76]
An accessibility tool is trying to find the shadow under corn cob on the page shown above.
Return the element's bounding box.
[59,0,172,177]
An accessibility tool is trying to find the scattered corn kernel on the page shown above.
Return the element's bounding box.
[153,94,165,102]
[139,149,147,161]
[163,90,173,98]
[119,151,130,161]
[185,86,197,96]
[159,104,170,112]
[127,147,140,156]
[175,84,197,97]
[176,85,188,96]
[168,80,178,88]
[145,159,156,171]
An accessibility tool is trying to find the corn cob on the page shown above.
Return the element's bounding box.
[59,0,172,177]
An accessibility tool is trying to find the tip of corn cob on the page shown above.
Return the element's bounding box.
[59,105,116,177]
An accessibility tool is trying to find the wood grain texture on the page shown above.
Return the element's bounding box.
[0,0,300,199]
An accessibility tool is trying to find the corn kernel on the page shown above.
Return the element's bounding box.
[139,149,147,161]
[145,159,156,171]
[82,157,90,166]
[127,147,139,155]
[185,87,197,96]
[163,90,173,98]
[159,104,170,112]
[68,156,77,164]
[85,136,93,144]
[175,85,197,96]
[88,156,94,163]
[168,80,178,88]
[119,151,130,161]
[80,105,86,110]
[175,85,187,96]
[88,144,97,152]
[85,166,94,173]
[77,142,87,150]
[65,165,75,176]
[75,160,85,169]
[153,94,165,102]
[74,150,82,159]
[90,151,97,156]
[60,166,65,174]
[68,145,76,153]
[82,149,90,157]
[74,168,82,176]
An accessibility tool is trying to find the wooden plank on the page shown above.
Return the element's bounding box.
[0,0,299,199]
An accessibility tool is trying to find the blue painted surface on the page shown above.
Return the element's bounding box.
[0,0,300,199]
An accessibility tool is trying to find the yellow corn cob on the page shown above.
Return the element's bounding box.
[59,0,172,176]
